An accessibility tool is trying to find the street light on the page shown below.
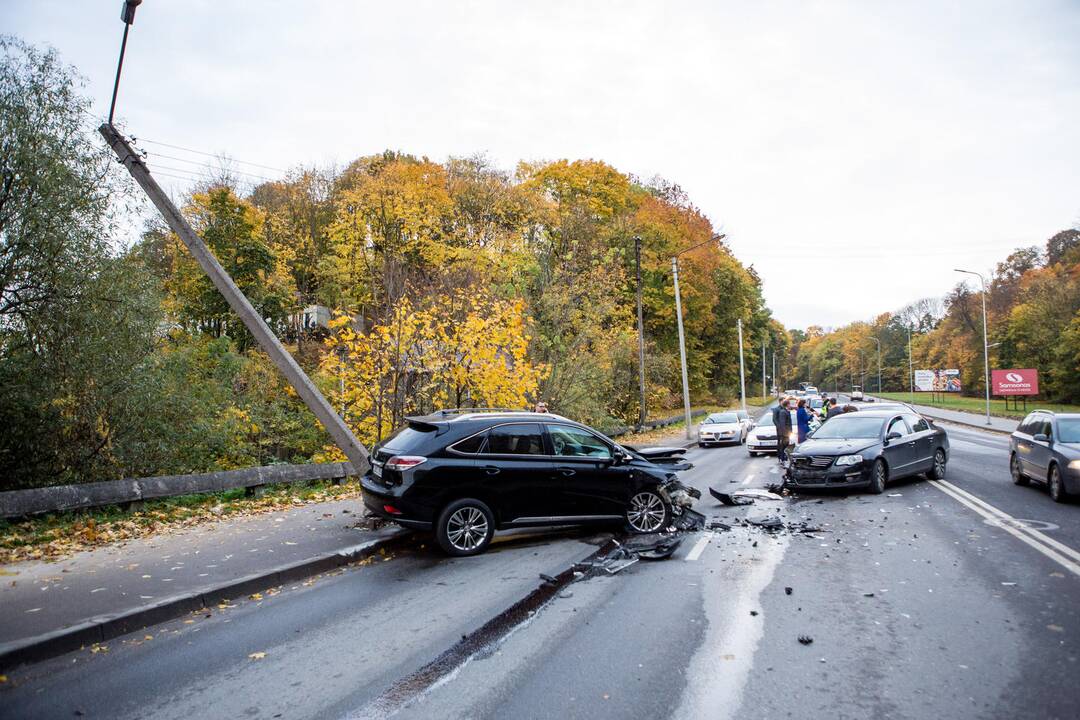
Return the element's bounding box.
[907,325,914,404]
[871,336,881,397]
[955,269,992,426]
[672,234,725,439]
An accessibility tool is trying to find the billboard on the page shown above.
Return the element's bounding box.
[992,368,1039,396]
[914,369,961,392]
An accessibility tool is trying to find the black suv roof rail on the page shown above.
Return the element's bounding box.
[431,407,521,416]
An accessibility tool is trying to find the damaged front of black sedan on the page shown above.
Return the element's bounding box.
[786,410,949,494]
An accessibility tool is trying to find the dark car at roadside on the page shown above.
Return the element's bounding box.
[360,410,701,555]
[788,410,949,494]
[1010,411,1080,503]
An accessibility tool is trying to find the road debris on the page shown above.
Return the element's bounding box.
[785,587,793,595]
[798,635,813,645]
[709,487,784,506]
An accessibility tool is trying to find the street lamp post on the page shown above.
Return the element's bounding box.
[737,319,748,416]
[955,269,992,426]
[871,336,881,397]
[907,325,914,404]
[672,234,725,439]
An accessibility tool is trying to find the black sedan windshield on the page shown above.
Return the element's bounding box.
[811,416,884,439]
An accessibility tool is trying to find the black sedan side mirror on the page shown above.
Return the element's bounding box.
[1033,433,1050,443]
[612,450,629,465]
[886,431,903,441]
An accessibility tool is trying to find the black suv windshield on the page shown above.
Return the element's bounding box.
[811,416,884,439]
[1058,418,1080,443]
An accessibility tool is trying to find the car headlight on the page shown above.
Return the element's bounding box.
[835,454,864,466]
[1069,460,1080,471]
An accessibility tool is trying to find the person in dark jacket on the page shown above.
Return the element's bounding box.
[796,398,813,443]
[825,398,843,419]
[774,397,794,463]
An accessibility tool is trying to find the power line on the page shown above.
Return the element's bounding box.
[145,156,276,183]
[134,137,287,173]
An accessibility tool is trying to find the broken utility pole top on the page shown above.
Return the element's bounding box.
[98,123,370,474]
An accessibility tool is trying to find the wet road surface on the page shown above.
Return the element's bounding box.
[2,422,1078,720]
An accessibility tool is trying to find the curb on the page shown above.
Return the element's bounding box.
[0,527,412,671]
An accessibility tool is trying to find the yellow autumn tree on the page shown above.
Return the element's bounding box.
[322,288,547,451]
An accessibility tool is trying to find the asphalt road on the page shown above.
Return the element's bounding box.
[3,421,1079,720]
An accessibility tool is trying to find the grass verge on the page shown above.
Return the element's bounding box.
[875,392,1080,419]
[0,480,361,566]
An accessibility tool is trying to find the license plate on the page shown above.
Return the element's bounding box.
[372,463,383,478]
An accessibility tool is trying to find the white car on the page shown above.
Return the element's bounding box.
[747,411,779,456]
[698,411,749,447]
[851,385,864,401]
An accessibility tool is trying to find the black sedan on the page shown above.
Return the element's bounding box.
[360,411,701,555]
[788,410,949,493]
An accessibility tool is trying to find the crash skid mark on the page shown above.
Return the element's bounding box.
[342,530,698,720]
[673,528,789,720]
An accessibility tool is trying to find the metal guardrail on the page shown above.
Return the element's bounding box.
[0,462,354,520]
[0,409,712,519]
[602,409,708,439]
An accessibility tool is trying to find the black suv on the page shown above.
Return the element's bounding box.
[1010,411,1080,502]
[360,411,700,555]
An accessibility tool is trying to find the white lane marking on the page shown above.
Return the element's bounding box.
[937,479,1080,565]
[741,475,754,485]
[928,481,1080,577]
[685,533,713,562]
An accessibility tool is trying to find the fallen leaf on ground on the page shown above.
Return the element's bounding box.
[249,651,267,660]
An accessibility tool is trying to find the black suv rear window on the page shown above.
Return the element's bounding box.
[382,425,436,452]
[486,424,544,455]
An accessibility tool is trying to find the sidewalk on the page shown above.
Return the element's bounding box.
[0,497,406,668]
[868,396,1018,434]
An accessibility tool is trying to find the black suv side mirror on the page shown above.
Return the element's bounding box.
[1033,433,1050,443]
[612,449,629,465]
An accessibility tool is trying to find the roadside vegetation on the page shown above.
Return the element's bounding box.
[784,229,1080,406]
[0,481,362,564]
[0,36,785,491]
[875,392,1080,420]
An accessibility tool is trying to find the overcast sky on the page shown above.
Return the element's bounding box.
[6,0,1079,329]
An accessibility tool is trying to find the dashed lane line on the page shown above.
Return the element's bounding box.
[685,533,714,562]
[928,480,1080,577]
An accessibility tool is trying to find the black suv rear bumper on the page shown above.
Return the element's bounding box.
[360,475,433,529]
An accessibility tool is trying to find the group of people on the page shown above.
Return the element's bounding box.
[771,393,859,463]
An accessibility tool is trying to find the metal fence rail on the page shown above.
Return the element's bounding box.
[0,410,708,519]
[0,462,353,520]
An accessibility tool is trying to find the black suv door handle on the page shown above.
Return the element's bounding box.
[557,467,576,477]
[483,465,501,475]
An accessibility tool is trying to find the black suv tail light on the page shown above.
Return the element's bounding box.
[385,455,427,471]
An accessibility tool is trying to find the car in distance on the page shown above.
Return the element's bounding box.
[1010,411,1080,503]
[698,411,749,447]
[360,411,702,555]
[850,385,865,401]
[788,409,949,493]
[747,410,779,456]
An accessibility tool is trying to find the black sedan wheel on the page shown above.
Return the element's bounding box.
[927,449,947,480]
[626,490,670,533]
[1049,465,1068,504]
[436,499,495,556]
[1011,454,1029,486]
[868,459,887,494]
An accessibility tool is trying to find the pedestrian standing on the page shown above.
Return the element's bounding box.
[825,398,843,419]
[774,396,794,464]
[796,398,813,443]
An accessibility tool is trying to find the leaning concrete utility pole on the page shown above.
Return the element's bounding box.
[99,0,367,472]
[99,125,370,473]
